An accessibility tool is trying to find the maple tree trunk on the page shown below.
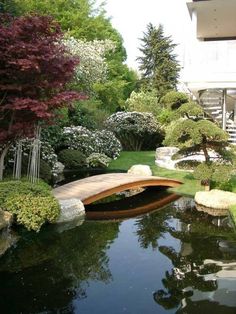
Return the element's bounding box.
[0,145,10,180]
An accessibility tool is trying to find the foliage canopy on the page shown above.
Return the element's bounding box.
[137,23,180,96]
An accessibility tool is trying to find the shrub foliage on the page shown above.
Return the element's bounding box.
[105,111,163,150]
[86,153,111,168]
[62,126,121,158]
[0,180,60,231]
[58,149,86,169]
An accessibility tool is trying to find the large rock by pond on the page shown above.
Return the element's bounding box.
[128,164,152,176]
[195,189,236,210]
[127,164,152,196]
[0,210,13,231]
[0,230,19,257]
[155,147,179,170]
[56,198,85,224]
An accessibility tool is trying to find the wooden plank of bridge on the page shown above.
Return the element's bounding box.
[53,173,182,205]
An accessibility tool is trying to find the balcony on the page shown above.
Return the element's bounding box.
[182,39,236,93]
[187,0,236,40]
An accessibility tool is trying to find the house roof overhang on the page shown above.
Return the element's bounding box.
[187,0,236,40]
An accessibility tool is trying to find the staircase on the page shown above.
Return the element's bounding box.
[199,89,223,123]
[199,89,236,144]
[226,120,236,144]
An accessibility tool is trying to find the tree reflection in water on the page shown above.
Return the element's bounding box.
[0,220,119,313]
[136,197,236,312]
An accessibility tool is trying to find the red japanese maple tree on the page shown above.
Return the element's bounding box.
[0,14,82,179]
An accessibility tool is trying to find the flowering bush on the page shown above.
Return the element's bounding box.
[63,37,116,91]
[86,153,111,168]
[105,111,163,150]
[62,126,121,158]
[94,130,122,158]
[5,139,58,177]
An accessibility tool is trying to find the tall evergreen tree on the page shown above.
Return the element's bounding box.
[137,23,180,96]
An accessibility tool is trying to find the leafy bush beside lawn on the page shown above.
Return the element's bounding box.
[0,180,60,232]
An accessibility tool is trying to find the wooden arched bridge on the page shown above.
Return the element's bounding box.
[53,173,182,205]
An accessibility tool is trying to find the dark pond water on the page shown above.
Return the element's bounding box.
[1,196,236,313]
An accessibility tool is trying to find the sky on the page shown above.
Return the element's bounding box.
[103,0,192,70]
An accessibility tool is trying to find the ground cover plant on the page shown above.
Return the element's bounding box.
[0,179,60,231]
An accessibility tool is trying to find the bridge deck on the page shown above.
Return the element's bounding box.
[53,173,182,205]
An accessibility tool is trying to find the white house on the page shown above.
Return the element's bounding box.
[182,0,236,143]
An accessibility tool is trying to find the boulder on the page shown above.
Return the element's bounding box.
[54,216,85,233]
[0,230,19,257]
[56,198,85,224]
[155,147,179,170]
[195,189,236,210]
[195,204,228,216]
[155,147,179,160]
[128,164,152,176]
[0,210,13,231]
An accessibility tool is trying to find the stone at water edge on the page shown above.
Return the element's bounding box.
[128,164,152,176]
[0,230,19,257]
[56,198,85,224]
[0,210,13,231]
[195,189,236,210]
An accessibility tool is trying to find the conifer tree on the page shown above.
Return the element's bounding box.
[137,23,180,96]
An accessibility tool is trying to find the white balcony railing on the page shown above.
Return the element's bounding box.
[182,40,236,84]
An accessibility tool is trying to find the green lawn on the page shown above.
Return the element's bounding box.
[109,151,203,197]
[229,205,236,229]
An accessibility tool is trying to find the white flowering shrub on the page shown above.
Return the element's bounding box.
[63,126,95,156]
[86,153,111,168]
[62,126,121,158]
[105,111,163,151]
[94,130,122,158]
[6,139,58,171]
[63,37,116,90]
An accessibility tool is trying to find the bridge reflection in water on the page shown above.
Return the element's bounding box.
[85,188,181,220]
[53,173,182,220]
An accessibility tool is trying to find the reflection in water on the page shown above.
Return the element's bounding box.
[0,196,236,313]
[0,221,119,313]
[85,187,180,220]
[151,198,236,313]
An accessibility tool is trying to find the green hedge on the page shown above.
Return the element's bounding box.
[58,149,86,169]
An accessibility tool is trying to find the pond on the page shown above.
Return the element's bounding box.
[0,195,236,313]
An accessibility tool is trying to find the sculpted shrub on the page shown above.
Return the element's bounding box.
[105,111,163,150]
[58,149,86,169]
[194,162,233,190]
[86,153,111,168]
